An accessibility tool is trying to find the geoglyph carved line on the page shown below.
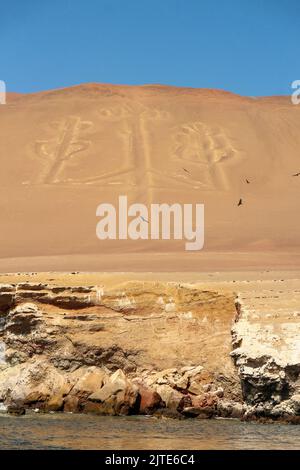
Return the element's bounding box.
[172,121,240,190]
[35,116,93,184]
[32,110,241,192]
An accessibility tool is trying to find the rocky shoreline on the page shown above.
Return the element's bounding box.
[0,280,299,423]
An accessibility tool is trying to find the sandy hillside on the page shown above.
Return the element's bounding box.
[0,83,300,272]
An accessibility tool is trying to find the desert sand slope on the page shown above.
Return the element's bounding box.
[0,83,299,271]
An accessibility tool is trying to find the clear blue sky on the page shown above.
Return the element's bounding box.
[1,0,299,95]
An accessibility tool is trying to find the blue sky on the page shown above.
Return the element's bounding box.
[1,0,299,95]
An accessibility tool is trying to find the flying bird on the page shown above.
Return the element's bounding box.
[182,168,190,174]
[237,198,243,207]
[246,179,250,184]
[292,172,300,177]
[140,216,149,223]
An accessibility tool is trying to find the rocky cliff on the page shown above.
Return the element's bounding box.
[231,293,300,421]
[0,279,299,422]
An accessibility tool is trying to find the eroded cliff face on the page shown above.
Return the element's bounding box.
[0,279,299,422]
[0,281,238,372]
[0,281,241,416]
[231,294,300,421]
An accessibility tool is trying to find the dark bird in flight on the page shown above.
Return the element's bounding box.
[140,216,149,223]
[246,179,250,184]
[238,198,243,207]
[292,172,300,177]
[182,168,190,174]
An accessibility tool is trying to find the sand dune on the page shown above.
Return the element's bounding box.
[0,83,299,271]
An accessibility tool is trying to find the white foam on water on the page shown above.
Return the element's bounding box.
[0,402,7,412]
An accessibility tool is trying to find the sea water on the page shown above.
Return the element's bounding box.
[0,414,299,450]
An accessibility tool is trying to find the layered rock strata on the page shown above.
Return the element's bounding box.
[0,281,299,422]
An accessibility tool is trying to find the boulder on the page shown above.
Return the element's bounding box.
[146,368,177,386]
[181,365,204,378]
[177,394,192,412]
[146,368,189,391]
[7,402,26,416]
[45,394,64,412]
[82,401,105,414]
[174,375,189,391]
[271,394,300,418]
[71,366,108,400]
[24,390,49,405]
[87,369,139,415]
[290,394,300,414]
[187,369,214,395]
[155,384,184,411]
[217,400,245,419]
[135,383,164,414]
[64,395,79,413]
[0,358,72,407]
[188,380,204,395]
[191,392,218,408]
[182,393,217,418]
